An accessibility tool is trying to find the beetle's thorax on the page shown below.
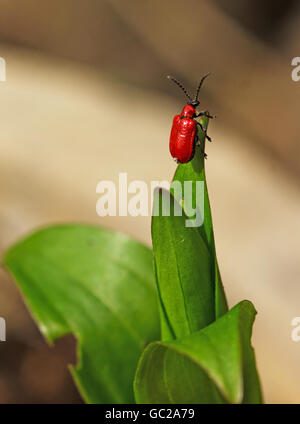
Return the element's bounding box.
[180,104,196,118]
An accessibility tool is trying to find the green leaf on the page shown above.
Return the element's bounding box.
[172,116,228,319]
[152,188,215,340]
[152,117,227,340]
[3,224,160,404]
[134,300,262,404]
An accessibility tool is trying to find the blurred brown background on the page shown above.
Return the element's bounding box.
[0,0,300,403]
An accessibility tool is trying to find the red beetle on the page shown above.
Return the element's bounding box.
[168,74,214,163]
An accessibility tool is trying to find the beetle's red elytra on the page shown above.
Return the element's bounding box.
[168,74,214,164]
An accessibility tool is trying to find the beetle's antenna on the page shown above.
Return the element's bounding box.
[194,72,210,102]
[167,75,192,102]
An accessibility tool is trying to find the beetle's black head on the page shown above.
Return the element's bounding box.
[188,100,200,108]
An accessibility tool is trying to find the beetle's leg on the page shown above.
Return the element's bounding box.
[200,141,208,159]
[173,157,180,164]
[195,110,216,119]
[196,121,212,142]
[196,135,202,147]
[196,121,206,132]
[195,134,208,159]
[198,141,208,158]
